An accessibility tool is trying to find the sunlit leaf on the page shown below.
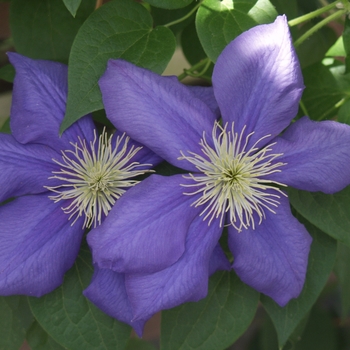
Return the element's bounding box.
[61,0,176,132]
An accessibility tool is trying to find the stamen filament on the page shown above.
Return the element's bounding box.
[179,122,287,231]
[45,129,152,229]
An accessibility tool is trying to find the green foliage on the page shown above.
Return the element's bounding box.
[27,321,67,350]
[146,0,193,10]
[4,0,350,348]
[196,0,277,62]
[0,296,33,350]
[334,243,350,319]
[288,187,350,247]
[10,0,95,63]
[0,118,10,134]
[62,0,82,17]
[301,64,350,121]
[28,245,131,350]
[125,338,157,350]
[296,26,337,68]
[342,16,350,73]
[61,0,176,132]
[261,218,337,348]
[181,21,207,65]
[0,64,15,83]
[269,0,298,18]
[295,307,338,350]
[160,271,259,350]
[151,2,197,34]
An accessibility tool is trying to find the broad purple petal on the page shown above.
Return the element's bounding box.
[228,194,312,306]
[84,267,144,337]
[99,59,217,171]
[125,215,223,321]
[0,134,61,202]
[209,244,231,275]
[270,117,350,193]
[112,129,162,169]
[186,86,220,117]
[8,53,95,151]
[0,194,84,296]
[212,16,303,148]
[88,174,202,274]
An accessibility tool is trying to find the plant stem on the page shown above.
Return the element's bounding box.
[177,58,211,81]
[288,0,340,27]
[299,100,309,117]
[294,9,346,48]
[95,0,103,9]
[164,1,203,28]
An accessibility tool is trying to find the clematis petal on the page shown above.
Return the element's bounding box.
[83,267,144,337]
[112,129,162,168]
[228,194,312,306]
[268,116,350,193]
[125,215,223,322]
[0,134,61,202]
[99,59,217,171]
[212,15,303,148]
[186,86,220,117]
[8,53,95,151]
[0,194,84,296]
[88,174,202,274]
[209,244,231,275]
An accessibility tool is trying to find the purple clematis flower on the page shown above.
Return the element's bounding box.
[0,53,218,298]
[0,53,171,296]
[85,16,350,335]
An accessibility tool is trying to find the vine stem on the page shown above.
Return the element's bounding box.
[95,0,103,9]
[177,58,211,81]
[288,1,341,26]
[164,1,203,28]
[294,9,346,48]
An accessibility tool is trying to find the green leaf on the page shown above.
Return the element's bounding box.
[28,244,131,350]
[61,0,176,132]
[343,16,350,73]
[326,36,346,57]
[288,187,350,247]
[0,296,33,350]
[334,242,350,318]
[146,0,193,9]
[296,26,337,68]
[160,271,259,350]
[62,0,82,17]
[27,321,66,350]
[196,0,277,62]
[0,117,10,133]
[181,21,207,65]
[338,99,350,125]
[126,338,156,350]
[261,218,337,348]
[152,2,197,35]
[301,63,350,121]
[296,306,338,350]
[269,0,298,18]
[10,0,95,63]
[0,64,15,83]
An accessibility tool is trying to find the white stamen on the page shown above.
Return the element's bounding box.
[45,129,152,229]
[178,122,287,231]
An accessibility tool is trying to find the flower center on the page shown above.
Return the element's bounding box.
[45,129,152,229]
[179,122,287,231]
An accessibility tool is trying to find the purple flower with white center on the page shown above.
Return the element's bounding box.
[85,16,350,335]
[0,53,166,296]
